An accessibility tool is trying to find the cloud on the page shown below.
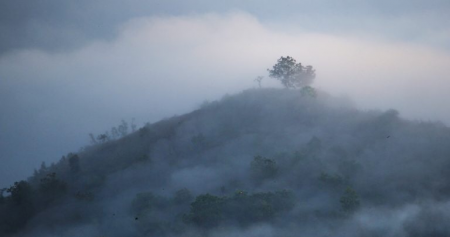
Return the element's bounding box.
[1,12,450,187]
[2,0,450,55]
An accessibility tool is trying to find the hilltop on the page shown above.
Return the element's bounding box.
[2,88,450,237]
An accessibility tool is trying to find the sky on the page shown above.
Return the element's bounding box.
[1,0,450,187]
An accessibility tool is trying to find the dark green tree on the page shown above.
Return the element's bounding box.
[268,56,315,88]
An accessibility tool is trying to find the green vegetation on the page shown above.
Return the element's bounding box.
[2,88,450,236]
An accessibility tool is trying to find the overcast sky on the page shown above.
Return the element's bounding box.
[1,0,450,187]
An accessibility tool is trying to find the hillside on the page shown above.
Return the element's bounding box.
[2,88,450,237]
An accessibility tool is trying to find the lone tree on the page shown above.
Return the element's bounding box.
[268,56,315,88]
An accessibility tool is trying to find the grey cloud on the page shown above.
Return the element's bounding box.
[1,0,450,55]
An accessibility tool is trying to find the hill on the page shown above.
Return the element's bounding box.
[2,88,450,237]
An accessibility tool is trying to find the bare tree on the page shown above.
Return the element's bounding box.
[254,76,264,88]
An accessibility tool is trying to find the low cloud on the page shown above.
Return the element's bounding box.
[1,12,450,187]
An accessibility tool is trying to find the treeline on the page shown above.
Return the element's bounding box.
[89,119,137,144]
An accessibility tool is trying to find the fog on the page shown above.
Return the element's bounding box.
[1,1,450,236]
[3,88,450,236]
[2,11,450,187]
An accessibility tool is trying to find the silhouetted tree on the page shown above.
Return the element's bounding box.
[254,76,264,88]
[118,120,129,137]
[89,133,97,144]
[268,56,315,88]
[97,133,109,143]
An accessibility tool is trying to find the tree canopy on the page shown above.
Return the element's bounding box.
[268,56,315,88]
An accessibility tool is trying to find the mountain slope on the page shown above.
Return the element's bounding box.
[2,88,450,237]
